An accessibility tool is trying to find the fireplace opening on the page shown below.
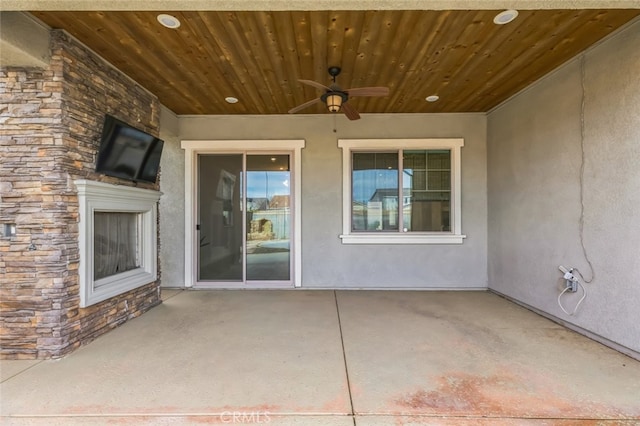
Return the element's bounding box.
[94,212,140,281]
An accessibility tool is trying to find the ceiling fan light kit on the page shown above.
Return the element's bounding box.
[289,66,389,121]
[321,91,347,112]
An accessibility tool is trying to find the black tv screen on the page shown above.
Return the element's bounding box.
[95,115,164,184]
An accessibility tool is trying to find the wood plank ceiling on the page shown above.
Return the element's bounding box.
[32,10,640,115]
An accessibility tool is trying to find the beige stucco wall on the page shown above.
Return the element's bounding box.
[0,12,50,67]
[158,106,184,288]
[487,19,640,356]
[160,112,488,288]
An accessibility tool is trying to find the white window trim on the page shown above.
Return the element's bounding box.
[181,139,305,288]
[75,180,161,307]
[338,138,466,245]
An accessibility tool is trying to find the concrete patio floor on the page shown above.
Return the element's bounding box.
[1,290,639,425]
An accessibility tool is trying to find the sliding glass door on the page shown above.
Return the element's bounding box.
[197,153,292,286]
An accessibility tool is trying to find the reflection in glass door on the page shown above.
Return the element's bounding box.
[197,153,291,285]
[246,155,291,281]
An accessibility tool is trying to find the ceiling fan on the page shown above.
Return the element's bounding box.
[288,66,389,120]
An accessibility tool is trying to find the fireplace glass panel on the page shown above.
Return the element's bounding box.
[94,212,140,281]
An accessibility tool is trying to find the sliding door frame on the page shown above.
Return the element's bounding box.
[182,139,305,288]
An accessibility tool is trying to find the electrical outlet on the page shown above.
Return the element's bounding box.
[566,279,578,292]
[559,265,578,292]
[1,224,16,237]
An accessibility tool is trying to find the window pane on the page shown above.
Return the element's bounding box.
[352,152,398,231]
[94,212,139,280]
[403,150,451,232]
[427,171,450,191]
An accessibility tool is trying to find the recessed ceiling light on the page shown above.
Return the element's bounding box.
[157,14,181,29]
[225,97,239,104]
[493,10,519,25]
[426,95,440,102]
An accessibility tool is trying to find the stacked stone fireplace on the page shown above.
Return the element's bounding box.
[0,30,162,359]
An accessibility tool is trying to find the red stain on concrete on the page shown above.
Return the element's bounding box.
[62,403,280,418]
[388,418,637,426]
[214,403,281,412]
[63,404,183,415]
[393,371,638,419]
[320,392,351,412]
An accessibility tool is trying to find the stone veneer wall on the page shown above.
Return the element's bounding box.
[1,30,162,359]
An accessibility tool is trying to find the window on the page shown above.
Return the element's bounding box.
[338,139,465,244]
[75,180,161,307]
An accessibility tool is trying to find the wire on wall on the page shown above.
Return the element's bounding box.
[558,281,587,316]
[577,53,595,284]
[558,54,597,317]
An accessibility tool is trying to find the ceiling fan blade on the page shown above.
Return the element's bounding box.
[298,79,332,91]
[288,97,322,114]
[341,101,361,121]
[346,87,390,97]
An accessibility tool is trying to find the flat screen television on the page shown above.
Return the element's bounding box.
[95,115,164,184]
